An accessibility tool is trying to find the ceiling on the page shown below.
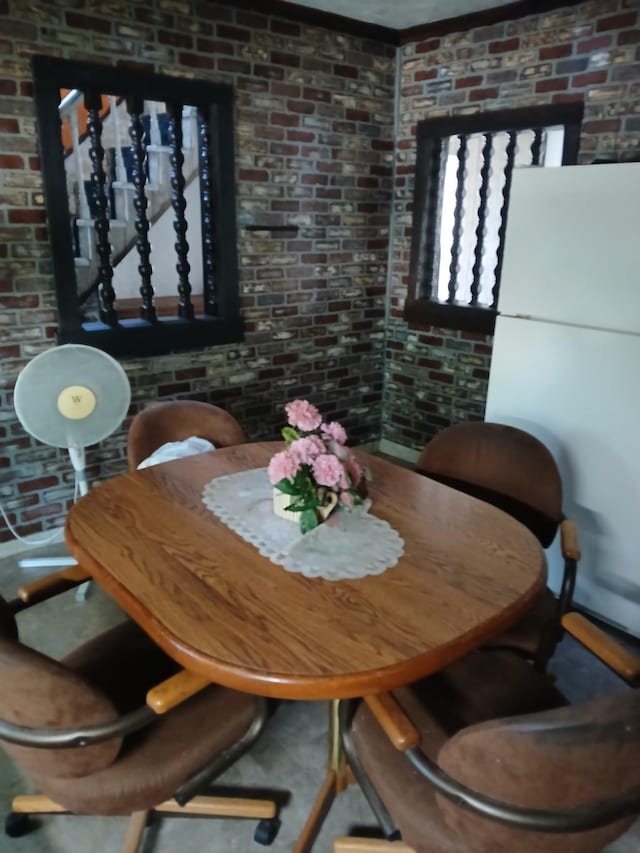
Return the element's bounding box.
[277,0,516,31]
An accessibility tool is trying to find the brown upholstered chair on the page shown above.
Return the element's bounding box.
[127,399,247,471]
[0,592,280,851]
[415,421,581,669]
[335,613,640,853]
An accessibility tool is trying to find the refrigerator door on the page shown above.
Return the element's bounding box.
[498,163,640,335]
[486,316,640,638]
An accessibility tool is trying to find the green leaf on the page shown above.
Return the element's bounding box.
[281,426,299,446]
[300,509,319,534]
[274,478,297,496]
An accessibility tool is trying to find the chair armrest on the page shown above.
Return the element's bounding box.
[561,612,640,685]
[364,693,420,751]
[17,565,90,606]
[334,839,414,852]
[560,520,580,561]
[345,695,640,835]
[146,669,210,714]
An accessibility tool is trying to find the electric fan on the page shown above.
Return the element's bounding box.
[12,344,131,571]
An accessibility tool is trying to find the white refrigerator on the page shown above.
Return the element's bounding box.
[485,162,640,638]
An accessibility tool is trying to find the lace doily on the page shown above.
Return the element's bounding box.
[202,467,404,581]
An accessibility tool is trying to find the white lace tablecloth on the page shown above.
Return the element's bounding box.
[202,467,404,581]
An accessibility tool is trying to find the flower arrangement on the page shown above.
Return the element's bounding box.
[268,400,368,534]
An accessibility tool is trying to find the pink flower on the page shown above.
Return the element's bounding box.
[312,454,348,489]
[285,399,322,432]
[340,490,354,508]
[268,450,300,485]
[321,421,347,445]
[290,435,326,465]
[344,453,363,486]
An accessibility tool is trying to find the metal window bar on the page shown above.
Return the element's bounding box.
[197,105,217,317]
[491,129,517,310]
[447,134,468,304]
[127,95,156,323]
[167,101,194,321]
[469,133,493,307]
[437,124,562,309]
[84,90,118,327]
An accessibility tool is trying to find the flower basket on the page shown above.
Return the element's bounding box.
[268,400,369,534]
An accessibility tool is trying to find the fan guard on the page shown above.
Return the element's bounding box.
[14,344,130,450]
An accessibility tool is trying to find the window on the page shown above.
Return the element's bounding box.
[32,56,242,357]
[405,104,583,334]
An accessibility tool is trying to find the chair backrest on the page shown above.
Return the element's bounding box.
[437,688,640,852]
[127,400,247,471]
[416,421,564,547]
[0,604,122,780]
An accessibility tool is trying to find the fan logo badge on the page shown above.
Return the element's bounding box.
[57,385,97,420]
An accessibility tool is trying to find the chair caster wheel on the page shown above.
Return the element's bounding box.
[5,812,34,838]
[254,816,281,845]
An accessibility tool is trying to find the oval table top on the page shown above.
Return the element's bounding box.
[65,442,546,699]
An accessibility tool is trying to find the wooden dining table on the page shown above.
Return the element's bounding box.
[65,441,546,850]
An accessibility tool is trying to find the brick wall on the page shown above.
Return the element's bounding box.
[0,0,638,543]
[384,0,640,450]
[0,0,395,542]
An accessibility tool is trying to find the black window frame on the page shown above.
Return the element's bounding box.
[32,55,242,358]
[405,102,584,335]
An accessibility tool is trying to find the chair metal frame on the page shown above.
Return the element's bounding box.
[1,589,280,852]
[337,613,640,851]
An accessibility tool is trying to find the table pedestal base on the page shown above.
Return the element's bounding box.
[294,699,354,852]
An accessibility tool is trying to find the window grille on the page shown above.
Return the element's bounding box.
[405,104,583,334]
[32,56,242,357]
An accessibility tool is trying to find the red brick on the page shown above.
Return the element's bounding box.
[253,63,284,79]
[0,155,22,169]
[536,77,569,92]
[178,52,213,69]
[8,209,45,224]
[65,12,111,33]
[455,75,483,89]
[489,37,519,53]
[158,29,192,48]
[583,118,622,132]
[239,168,269,181]
[303,87,331,102]
[573,70,608,87]
[21,503,63,522]
[271,112,299,127]
[552,93,584,104]
[270,18,301,37]
[618,29,640,45]
[416,68,438,81]
[577,34,613,53]
[0,79,16,95]
[597,13,638,31]
[235,11,267,29]
[18,476,58,494]
[540,44,573,60]
[287,99,314,114]
[157,383,190,397]
[346,108,370,121]
[334,64,358,78]
[270,51,300,68]
[415,38,440,53]
[217,58,250,74]
[217,23,251,41]
[197,37,233,54]
[0,118,18,133]
[469,87,499,101]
